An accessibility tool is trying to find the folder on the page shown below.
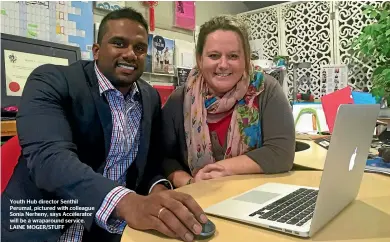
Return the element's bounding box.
[351,91,377,104]
[321,87,353,133]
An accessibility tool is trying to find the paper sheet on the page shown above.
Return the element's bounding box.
[4,50,68,96]
[181,52,194,68]
[249,38,264,60]
[174,1,195,30]
[293,103,329,134]
[174,39,195,69]
[320,64,348,95]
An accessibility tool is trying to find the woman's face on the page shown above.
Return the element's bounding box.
[197,30,246,96]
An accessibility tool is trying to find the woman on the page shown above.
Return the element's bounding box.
[162,15,295,188]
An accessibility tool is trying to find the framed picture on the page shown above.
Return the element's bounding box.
[177,67,192,87]
[152,35,175,75]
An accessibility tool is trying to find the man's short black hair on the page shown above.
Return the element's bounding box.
[97,7,149,44]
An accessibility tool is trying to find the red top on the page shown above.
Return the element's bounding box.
[207,97,259,146]
[207,112,232,146]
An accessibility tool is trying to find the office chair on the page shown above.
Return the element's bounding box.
[1,136,21,193]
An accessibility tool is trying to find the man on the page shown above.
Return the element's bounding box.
[1,8,206,242]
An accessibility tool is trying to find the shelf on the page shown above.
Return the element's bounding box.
[1,120,17,137]
[143,72,176,77]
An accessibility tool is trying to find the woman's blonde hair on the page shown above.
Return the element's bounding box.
[196,15,251,75]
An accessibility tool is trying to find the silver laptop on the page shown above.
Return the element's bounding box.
[205,104,380,237]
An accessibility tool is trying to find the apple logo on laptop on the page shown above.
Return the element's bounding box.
[349,147,358,171]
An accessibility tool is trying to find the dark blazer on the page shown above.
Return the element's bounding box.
[1,61,164,242]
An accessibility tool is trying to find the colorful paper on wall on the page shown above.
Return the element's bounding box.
[174,1,195,30]
[0,1,94,60]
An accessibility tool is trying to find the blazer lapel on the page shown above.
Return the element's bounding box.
[84,63,113,159]
[84,63,153,183]
[134,81,152,181]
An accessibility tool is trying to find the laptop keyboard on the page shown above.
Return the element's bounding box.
[249,188,318,226]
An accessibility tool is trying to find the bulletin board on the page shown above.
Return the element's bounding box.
[0,1,94,60]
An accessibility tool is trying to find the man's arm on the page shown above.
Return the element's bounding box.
[16,65,119,230]
[136,88,173,194]
[92,87,172,234]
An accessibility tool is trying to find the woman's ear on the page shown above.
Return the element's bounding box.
[196,54,202,69]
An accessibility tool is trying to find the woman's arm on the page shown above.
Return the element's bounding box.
[216,155,262,175]
[167,170,193,188]
[161,87,194,188]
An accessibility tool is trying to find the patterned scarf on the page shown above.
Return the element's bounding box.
[183,68,265,175]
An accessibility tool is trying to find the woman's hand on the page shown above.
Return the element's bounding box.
[193,163,231,182]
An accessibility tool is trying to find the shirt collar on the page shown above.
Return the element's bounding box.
[94,62,139,98]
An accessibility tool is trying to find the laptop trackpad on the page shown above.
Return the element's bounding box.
[233,191,281,204]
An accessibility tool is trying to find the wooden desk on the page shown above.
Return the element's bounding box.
[121,171,390,242]
[1,120,17,137]
[294,140,327,170]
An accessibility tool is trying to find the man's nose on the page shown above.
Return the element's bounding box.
[123,47,137,61]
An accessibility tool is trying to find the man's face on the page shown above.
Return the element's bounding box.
[93,19,148,90]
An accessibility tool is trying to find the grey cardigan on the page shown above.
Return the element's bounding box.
[161,74,295,178]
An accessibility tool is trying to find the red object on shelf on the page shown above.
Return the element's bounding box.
[153,85,174,106]
[142,1,158,31]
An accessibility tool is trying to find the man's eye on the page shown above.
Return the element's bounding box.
[209,54,219,59]
[113,41,124,47]
[135,46,146,52]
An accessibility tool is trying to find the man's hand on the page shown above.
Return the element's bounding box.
[115,190,208,242]
[193,163,231,182]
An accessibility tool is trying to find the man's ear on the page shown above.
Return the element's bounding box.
[92,43,100,61]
